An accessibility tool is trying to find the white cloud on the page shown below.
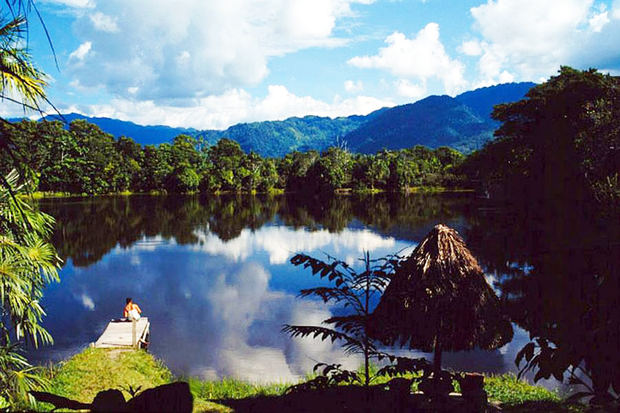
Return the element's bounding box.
[467,0,620,84]
[344,80,364,93]
[64,84,393,129]
[348,23,467,95]
[89,12,119,33]
[459,39,483,56]
[41,0,94,7]
[589,9,610,32]
[394,79,426,99]
[65,0,374,102]
[614,0,620,18]
[471,0,593,60]
[69,41,92,61]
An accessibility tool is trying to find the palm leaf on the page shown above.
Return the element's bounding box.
[281,325,363,354]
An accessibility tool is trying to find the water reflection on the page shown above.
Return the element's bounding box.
[192,227,396,265]
[32,193,545,384]
[464,200,619,393]
[39,193,471,268]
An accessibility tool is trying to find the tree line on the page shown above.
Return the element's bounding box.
[0,119,465,195]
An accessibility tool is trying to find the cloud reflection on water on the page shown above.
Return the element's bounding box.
[39,224,389,382]
[192,226,397,264]
[35,221,527,384]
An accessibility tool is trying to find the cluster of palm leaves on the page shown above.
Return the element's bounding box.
[1,0,55,173]
[1,1,61,407]
[0,170,61,405]
[0,14,46,108]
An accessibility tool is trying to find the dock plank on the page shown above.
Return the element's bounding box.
[94,318,149,348]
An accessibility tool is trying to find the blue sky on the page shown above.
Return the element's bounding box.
[4,0,620,129]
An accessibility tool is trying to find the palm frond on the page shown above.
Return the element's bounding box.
[281,324,363,354]
[298,287,362,312]
[0,16,47,108]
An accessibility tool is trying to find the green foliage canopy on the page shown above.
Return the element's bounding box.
[0,120,465,195]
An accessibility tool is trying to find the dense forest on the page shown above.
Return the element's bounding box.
[0,119,465,195]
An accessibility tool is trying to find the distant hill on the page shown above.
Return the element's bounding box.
[345,82,535,154]
[454,82,535,120]
[16,82,535,155]
[345,95,491,154]
[197,114,372,158]
[198,82,535,156]
[39,113,196,146]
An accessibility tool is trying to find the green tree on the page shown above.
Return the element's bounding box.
[164,135,201,192]
[464,67,619,207]
[460,67,620,404]
[387,151,417,190]
[306,147,353,192]
[140,145,171,192]
[241,152,262,192]
[66,120,121,194]
[278,150,319,190]
[207,139,247,191]
[258,158,279,192]
[115,136,143,191]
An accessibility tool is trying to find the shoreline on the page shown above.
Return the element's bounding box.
[35,347,577,412]
[23,187,475,200]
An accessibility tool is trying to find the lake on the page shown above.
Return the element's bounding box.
[30,193,552,386]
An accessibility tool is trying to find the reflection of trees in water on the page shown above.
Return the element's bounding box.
[465,200,619,394]
[39,193,618,391]
[39,193,475,268]
[205,194,282,241]
[280,193,473,237]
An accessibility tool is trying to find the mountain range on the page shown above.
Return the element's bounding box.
[17,82,535,156]
[199,82,535,155]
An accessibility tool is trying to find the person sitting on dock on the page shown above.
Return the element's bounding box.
[124,297,142,321]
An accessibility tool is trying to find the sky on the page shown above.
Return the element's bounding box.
[4,0,620,130]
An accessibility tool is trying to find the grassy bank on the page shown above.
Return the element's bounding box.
[41,348,300,412]
[23,186,471,199]
[34,348,581,412]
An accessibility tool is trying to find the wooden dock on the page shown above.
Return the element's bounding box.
[93,318,150,349]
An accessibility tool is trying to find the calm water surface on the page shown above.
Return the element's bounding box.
[30,194,546,385]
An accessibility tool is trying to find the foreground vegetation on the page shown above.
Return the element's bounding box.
[36,348,572,412]
[457,67,619,403]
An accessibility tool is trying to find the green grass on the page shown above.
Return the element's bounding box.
[484,374,560,405]
[41,348,280,412]
[187,377,290,400]
[46,348,172,404]
[39,349,583,412]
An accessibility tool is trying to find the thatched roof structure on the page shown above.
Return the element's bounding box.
[370,224,513,353]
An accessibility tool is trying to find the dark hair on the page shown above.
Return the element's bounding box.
[126,297,132,304]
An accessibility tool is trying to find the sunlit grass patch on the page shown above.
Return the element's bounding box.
[46,348,171,404]
[187,377,290,400]
[484,374,560,405]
